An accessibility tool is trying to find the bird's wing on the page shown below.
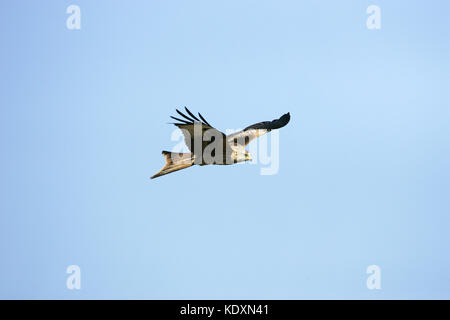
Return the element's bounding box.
[170,107,226,153]
[227,112,290,146]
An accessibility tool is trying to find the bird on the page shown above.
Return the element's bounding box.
[150,107,290,179]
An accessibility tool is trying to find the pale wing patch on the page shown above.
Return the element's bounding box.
[227,129,269,147]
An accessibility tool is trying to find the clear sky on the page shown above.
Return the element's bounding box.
[1,0,449,299]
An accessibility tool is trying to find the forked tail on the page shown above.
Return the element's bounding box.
[151,151,194,179]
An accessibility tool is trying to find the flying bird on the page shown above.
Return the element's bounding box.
[151,107,290,179]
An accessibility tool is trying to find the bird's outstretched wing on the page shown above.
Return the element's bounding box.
[170,107,226,153]
[227,112,290,146]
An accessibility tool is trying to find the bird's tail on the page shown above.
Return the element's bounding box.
[151,151,194,179]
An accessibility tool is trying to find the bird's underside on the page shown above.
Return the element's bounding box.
[150,107,290,179]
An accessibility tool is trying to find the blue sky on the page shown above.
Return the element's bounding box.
[0,0,449,299]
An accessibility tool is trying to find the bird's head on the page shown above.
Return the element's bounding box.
[232,150,252,163]
[244,150,252,162]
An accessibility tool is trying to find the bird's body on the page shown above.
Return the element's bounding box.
[151,108,290,179]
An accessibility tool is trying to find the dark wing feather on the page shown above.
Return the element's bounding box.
[176,109,196,122]
[198,113,212,127]
[184,107,201,122]
[244,112,290,131]
[170,115,191,124]
[171,107,213,127]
